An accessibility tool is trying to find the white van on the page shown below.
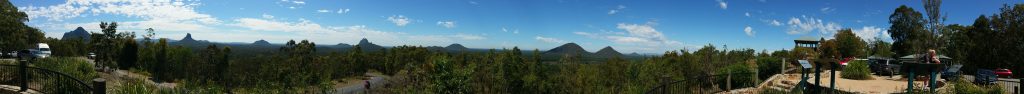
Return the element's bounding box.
[34,43,51,58]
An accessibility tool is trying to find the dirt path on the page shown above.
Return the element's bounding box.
[333,72,389,94]
[780,71,944,94]
[84,57,173,90]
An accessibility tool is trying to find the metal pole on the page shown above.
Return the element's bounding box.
[831,62,836,93]
[815,62,821,93]
[18,58,27,92]
[929,70,937,93]
[907,68,915,93]
[93,78,106,94]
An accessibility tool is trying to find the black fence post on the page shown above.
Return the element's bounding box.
[18,58,27,92]
[93,78,105,94]
[660,75,669,94]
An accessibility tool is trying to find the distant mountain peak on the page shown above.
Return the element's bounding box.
[358,38,370,44]
[595,46,622,57]
[356,38,384,51]
[445,43,468,50]
[252,39,271,45]
[180,33,196,42]
[544,42,589,56]
[336,43,353,48]
[61,27,91,41]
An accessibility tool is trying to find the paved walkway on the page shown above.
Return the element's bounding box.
[0,85,42,94]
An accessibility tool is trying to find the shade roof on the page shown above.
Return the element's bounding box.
[794,36,820,42]
[899,54,952,59]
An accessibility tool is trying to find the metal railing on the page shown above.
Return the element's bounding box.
[0,60,105,94]
[952,73,1022,94]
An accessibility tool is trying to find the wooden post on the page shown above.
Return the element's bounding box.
[660,75,669,94]
[727,70,732,92]
[93,78,105,94]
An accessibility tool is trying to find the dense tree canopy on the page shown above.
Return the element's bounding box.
[0,0,44,52]
[834,29,867,58]
[888,5,930,57]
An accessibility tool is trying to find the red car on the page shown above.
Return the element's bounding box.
[995,69,1013,78]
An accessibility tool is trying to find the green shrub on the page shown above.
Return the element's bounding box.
[31,57,98,93]
[947,78,1004,94]
[757,57,783,80]
[715,63,758,90]
[33,57,98,82]
[112,79,157,94]
[841,60,872,80]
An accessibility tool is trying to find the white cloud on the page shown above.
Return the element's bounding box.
[387,15,411,26]
[617,23,664,41]
[501,27,520,34]
[573,31,599,38]
[716,0,728,9]
[571,22,688,53]
[22,0,223,35]
[262,14,275,19]
[232,18,332,32]
[405,35,454,45]
[744,26,755,37]
[608,5,626,15]
[453,33,485,40]
[765,19,783,26]
[337,8,350,14]
[853,26,888,41]
[535,36,567,44]
[468,1,479,5]
[21,0,219,24]
[745,12,751,17]
[316,9,329,13]
[436,21,456,28]
[288,6,296,9]
[786,15,842,36]
[608,10,620,15]
[820,7,836,14]
[229,17,420,46]
[292,1,306,5]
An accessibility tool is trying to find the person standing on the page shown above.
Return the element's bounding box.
[365,80,371,94]
[928,49,940,64]
[925,49,940,87]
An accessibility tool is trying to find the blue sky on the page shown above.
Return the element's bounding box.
[13,0,1023,54]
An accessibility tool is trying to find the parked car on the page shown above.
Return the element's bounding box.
[88,53,96,59]
[0,50,10,58]
[995,69,1012,78]
[870,59,900,76]
[941,64,963,81]
[877,64,901,76]
[974,69,998,85]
